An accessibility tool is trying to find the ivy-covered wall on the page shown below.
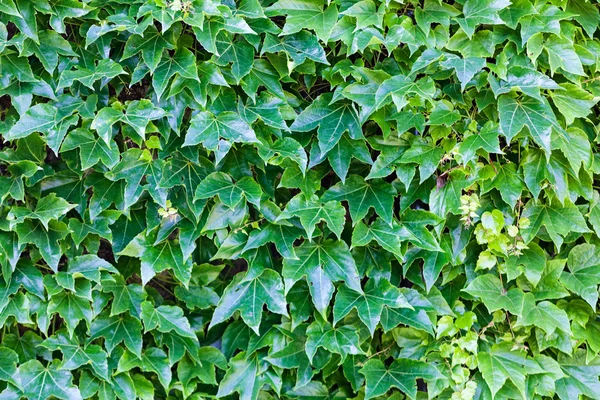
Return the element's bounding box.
[1,0,600,399]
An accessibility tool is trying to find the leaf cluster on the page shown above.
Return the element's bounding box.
[2,0,600,399]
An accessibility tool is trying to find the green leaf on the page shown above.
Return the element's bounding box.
[516,293,571,335]
[440,54,486,91]
[183,111,259,152]
[105,148,166,210]
[9,193,75,229]
[561,243,600,308]
[140,237,193,286]
[498,95,561,156]
[458,122,503,164]
[550,83,599,125]
[359,358,441,399]
[141,301,197,339]
[153,48,199,100]
[19,359,83,400]
[262,30,329,67]
[456,0,510,38]
[15,220,70,272]
[306,320,363,362]
[520,197,590,250]
[57,58,126,90]
[118,348,171,390]
[194,172,262,209]
[89,312,143,356]
[478,344,544,398]
[290,93,362,154]
[567,0,600,37]
[375,75,436,110]
[122,25,175,73]
[321,175,396,226]
[42,330,109,380]
[282,239,362,315]
[5,104,57,141]
[333,278,411,334]
[61,128,120,170]
[101,275,146,318]
[0,347,18,385]
[276,194,346,239]
[243,223,304,259]
[268,0,338,42]
[216,352,269,400]
[342,0,382,30]
[464,274,526,315]
[210,269,288,334]
[480,162,525,208]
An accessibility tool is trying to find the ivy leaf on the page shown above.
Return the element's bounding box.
[550,83,598,125]
[351,219,406,259]
[567,0,600,37]
[375,75,436,110]
[61,128,120,170]
[91,100,166,143]
[268,0,338,42]
[136,235,192,287]
[183,111,259,152]
[478,344,544,398]
[333,278,411,335]
[293,96,362,153]
[498,95,561,156]
[276,194,346,239]
[89,312,143,357]
[194,172,262,209]
[556,352,600,400]
[262,31,329,67]
[305,320,363,363]
[9,193,75,229]
[489,66,560,100]
[322,133,373,183]
[41,330,109,380]
[561,244,600,308]
[140,301,197,339]
[57,58,126,90]
[121,25,175,73]
[359,358,441,399]
[543,35,585,76]
[516,293,571,335]
[520,197,590,250]
[464,274,526,315]
[19,359,83,400]
[458,122,503,164]
[105,148,166,210]
[5,103,57,141]
[48,291,92,337]
[480,162,525,208]
[456,0,510,38]
[216,352,268,400]
[153,48,200,100]
[322,175,396,226]
[0,347,18,385]
[440,54,486,91]
[101,275,146,318]
[210,269,288,334]
[118,348,171,390]
[243,223,304,259]
[258,137,307,174]
[15,220,70,272]
[282,239,362,315]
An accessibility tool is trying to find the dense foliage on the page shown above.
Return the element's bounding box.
[2,0,600,398]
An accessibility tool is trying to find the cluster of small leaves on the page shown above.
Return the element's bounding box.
[3,0,600,399]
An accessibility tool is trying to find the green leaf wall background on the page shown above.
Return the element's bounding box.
[1,0,600,399]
